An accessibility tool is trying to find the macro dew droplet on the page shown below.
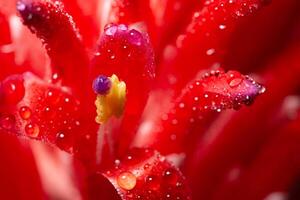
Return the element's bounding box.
[227,71,243,88]
[145,175,160,190]
[19,106,32,120]
[229,78,243,88]
[163,168,179,185]
[117,171,137,190]
[25,123,40,138]
[0,115,15,130]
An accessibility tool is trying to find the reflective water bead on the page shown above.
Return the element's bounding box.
[117,171,137,190]
[19,106,32,120]
[56,131,73,153]
[25,123,40,138]
[0,115,15,130]
[163,168,179,185]
[2,77,25,104]
[145,175,160,190]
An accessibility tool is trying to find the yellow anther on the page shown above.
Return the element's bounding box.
[95,74,126,124]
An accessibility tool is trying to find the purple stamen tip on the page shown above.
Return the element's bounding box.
[92,75,111,95]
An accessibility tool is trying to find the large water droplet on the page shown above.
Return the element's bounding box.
[19,106,32,120]
[56,131,73,153]
[229,78,243,88]
[2,77,25,104]
[117,171,137,190]
[105,25,118,36]
[227,71,243,88]
[25,123,40,138]
[0,115,15,130]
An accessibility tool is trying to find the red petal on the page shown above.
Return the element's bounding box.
[213,114,300,200]
[62,0,100,48]
[134,70,264,154]
[17,0,89,95]
[184,44,300,199]
[224,0,300,72]
[158,0,270,92]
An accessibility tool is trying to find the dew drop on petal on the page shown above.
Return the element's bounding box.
[0,115,15,130]
[145,175,160,190]
[19,106,32,120]
[163,168,179,185]
[227,71,243,88]
[2,78,25,104]
[105,25,118,36]
[51,72,61,84]
[25,123,40,138]
[56,131,73,153]
[219,24,226,30]
[229,78,243,88]
[117,171,137,190]
[206,48,215,56]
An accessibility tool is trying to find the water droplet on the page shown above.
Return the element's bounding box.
[179,103,185,108]
[16,2,26,11]
[163,168,179,185]
[51,72,61,84]
[206,48,215,56]
[144,163,150,170]
[172,119,178,125]
[56,131,74,153]
[19,106,32,120]
[128,29,143,46]
[145,175,160,190]
[0,115,15,130]
[259,86,266,94]
[46,89,60,104]
[117,171,137,190]
[64,97,70,103]
[105,25,118,36]
[227,71,243,88]
[219,24,226,30]
[25,123,40,138]
[193,12,200,18]
[2,77,25,104]
[170,134,177,141]
[229,78,243,88]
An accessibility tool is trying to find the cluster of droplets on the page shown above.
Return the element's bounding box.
[28,87,80,152]
[105,149,191,200]
[0,76,25,132]
[1,73,81,153]
[17,0,81,50]
[94,23,155,83]
[155,70,265,147]
[176,0,269,54]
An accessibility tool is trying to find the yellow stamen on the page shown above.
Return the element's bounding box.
[95,74,126,124]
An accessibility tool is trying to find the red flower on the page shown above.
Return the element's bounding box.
[0,0,299,199]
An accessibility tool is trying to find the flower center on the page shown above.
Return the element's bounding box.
[93,74,126,124]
